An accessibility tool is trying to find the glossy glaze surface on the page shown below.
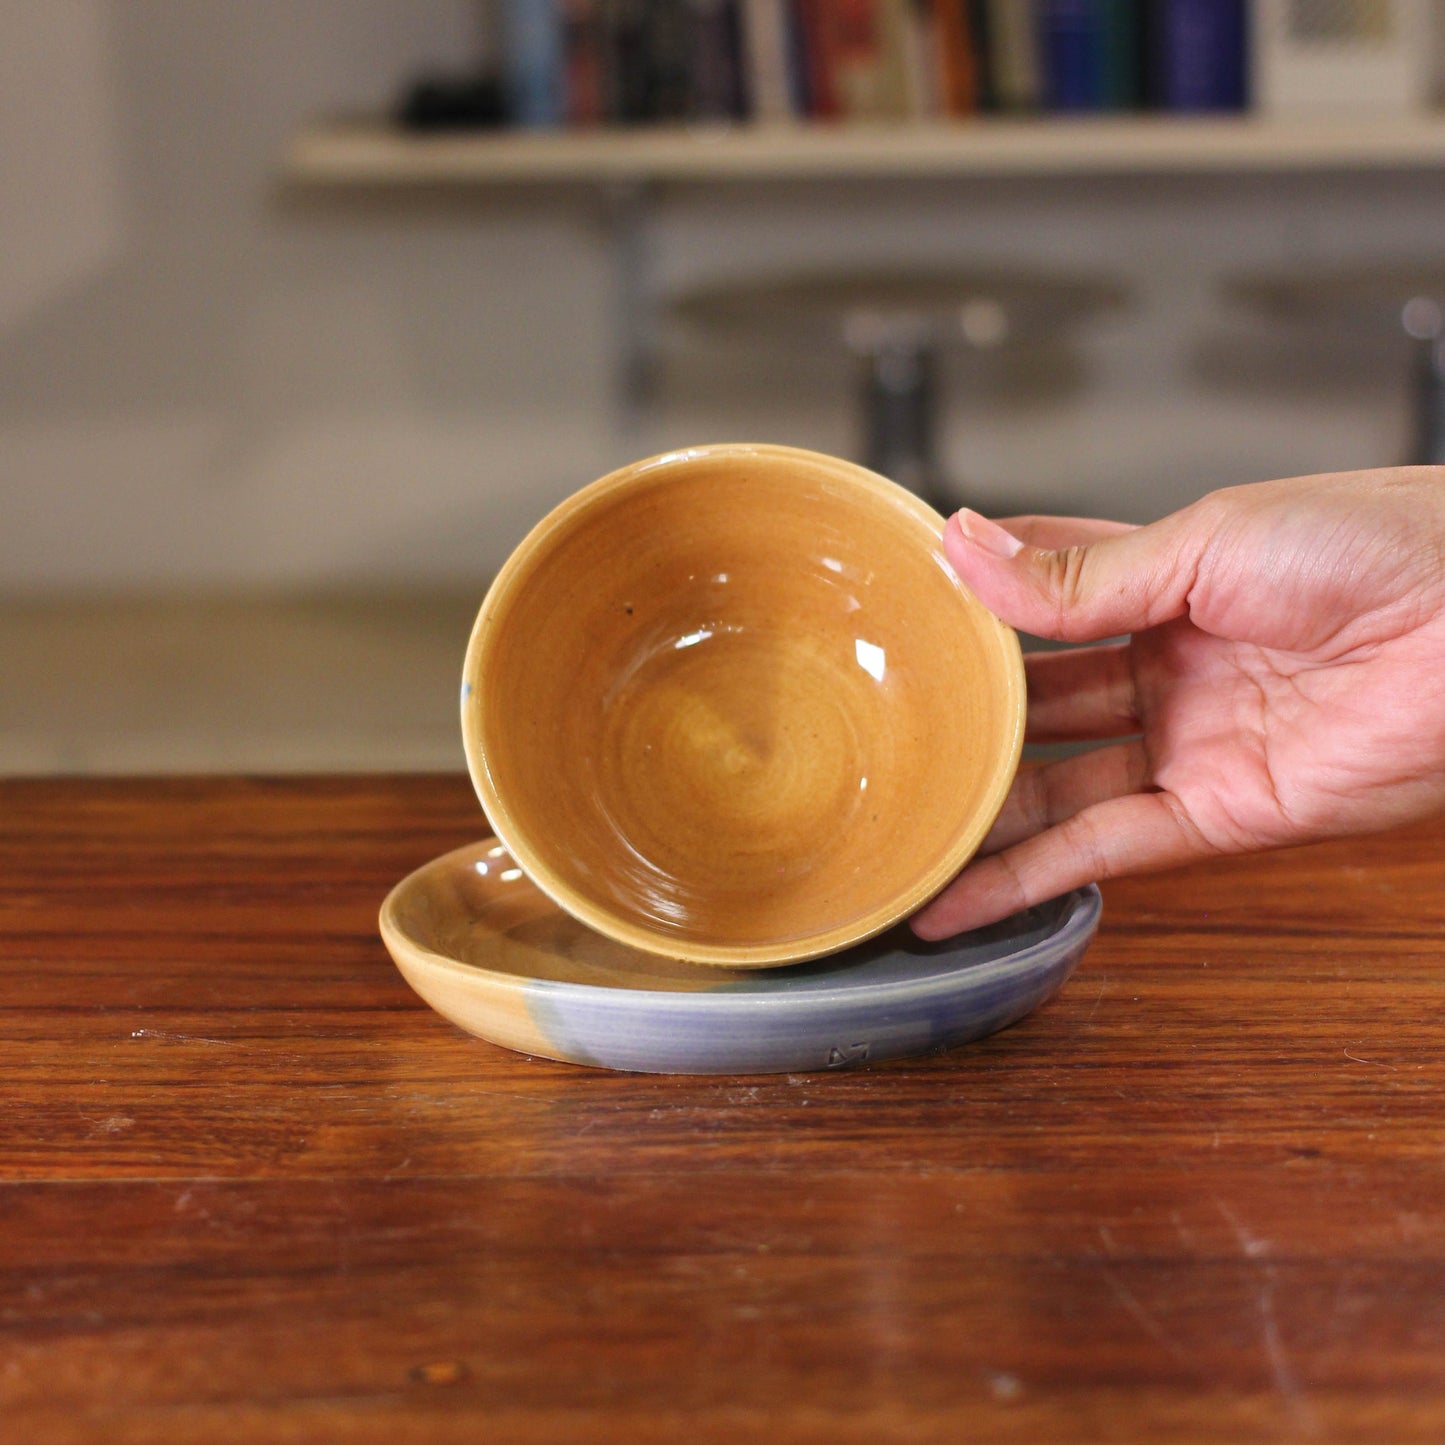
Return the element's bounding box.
[379,837,1099,1074]
[462,444,1025,967]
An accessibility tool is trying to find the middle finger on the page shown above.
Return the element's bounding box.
[983,739,1152,854]
[1024,642,1139,742]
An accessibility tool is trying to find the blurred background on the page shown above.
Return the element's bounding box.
[4,0,1445,774]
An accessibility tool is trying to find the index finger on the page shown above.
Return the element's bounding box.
[911,790,1212,938]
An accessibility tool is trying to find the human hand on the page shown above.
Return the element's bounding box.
[912,467,1445,939]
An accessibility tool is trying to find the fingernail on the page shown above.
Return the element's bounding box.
[954,509,1024,559]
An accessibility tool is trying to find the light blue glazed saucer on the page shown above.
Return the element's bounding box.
[379,839,1101,1075]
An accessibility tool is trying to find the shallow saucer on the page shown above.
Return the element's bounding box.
[379,839,1101,1075]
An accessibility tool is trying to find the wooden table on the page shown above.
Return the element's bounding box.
[3,776,1444,1443]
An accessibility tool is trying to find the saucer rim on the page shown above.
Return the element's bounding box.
[378,837,1102,1009]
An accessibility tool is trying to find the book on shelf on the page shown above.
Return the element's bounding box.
[984,0,1042,111]
[790,0,848,118]
[597,0,647,122]
[1098,0,1143,109]
[562,0,604,125]
[1152,0,1247,112]
[884,0,940,120]
[934,1,984,116]
[690,0,748,120]
[500,0,566,126]
[742,0,797,118]
[1038,0,1100,111]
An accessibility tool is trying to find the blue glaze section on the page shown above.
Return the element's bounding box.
[523,887,1101,1074]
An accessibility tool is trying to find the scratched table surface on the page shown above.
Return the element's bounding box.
[2,775,1444,1444]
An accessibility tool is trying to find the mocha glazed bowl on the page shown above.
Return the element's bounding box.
[461,443,1026,968]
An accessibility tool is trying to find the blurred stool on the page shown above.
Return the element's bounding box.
[1225,267,1445,466]
[672,270,1126,512]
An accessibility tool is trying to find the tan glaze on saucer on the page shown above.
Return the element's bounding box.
[379,839,739,1068]
[462,443,1025,968]
[382,839,756,996]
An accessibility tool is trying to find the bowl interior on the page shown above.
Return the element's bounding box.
[463,445,1023,965]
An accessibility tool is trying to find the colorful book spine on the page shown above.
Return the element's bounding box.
[790,0,838,116]
[500,0,566,126]
[505,0,1269,128]
[797,0,919,119]
[874,0,925,118]
[688,0,748,120]
[1097,0,1143,109]
[1036,0,1149,112]
[966,0,996,112]
[816,0,892,119]
[644,1,694,120]
[1038,0,1105,111]
[600,0,651,122]
[563,0,604,125]
[742,0,799,119]
[1153,0,1246,111]
[983,0,1040,111]
[935,0,983,116]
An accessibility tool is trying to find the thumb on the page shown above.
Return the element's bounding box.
[944,508,1206,643]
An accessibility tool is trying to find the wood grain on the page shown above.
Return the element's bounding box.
[3,775,1445,1442]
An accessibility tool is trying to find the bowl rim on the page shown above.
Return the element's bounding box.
[460,441,1026,968]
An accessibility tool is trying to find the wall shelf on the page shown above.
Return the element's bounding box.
[281,112,1445,443]
[284,114,1445,187]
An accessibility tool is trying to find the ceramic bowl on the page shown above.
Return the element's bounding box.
[379,838,1101,1075]
[461,443,1025,968]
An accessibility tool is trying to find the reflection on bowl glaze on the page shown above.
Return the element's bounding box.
[462,444,1026,967]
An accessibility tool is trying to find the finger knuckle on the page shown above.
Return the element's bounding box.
[1061,809,1112,881]
[1041,545,1093,635]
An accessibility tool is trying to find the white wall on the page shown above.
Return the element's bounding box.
[2,2,1443,594]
